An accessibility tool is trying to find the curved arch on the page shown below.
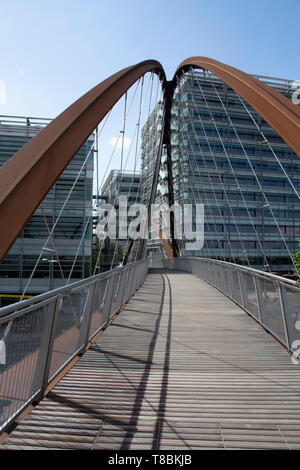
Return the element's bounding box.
[0,60,165,261]
[173,57,300,159]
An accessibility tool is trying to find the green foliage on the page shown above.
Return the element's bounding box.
[293,238,300,281]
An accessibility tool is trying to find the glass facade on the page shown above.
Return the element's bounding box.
[0,115,94,302]
[98,169,142,267]
[102,169,141,205]
[142,71,300,273]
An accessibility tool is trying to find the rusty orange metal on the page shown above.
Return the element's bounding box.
[174,57,300,160]
[151,221,174,259]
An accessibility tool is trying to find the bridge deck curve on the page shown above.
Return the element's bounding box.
[1,268,300,450]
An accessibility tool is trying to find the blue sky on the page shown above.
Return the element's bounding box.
[0,0,299,119]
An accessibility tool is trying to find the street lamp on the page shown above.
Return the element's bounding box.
[42,248,58,290]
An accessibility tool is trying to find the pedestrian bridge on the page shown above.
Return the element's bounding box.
[1,259,300,450]
[1,56,300,450]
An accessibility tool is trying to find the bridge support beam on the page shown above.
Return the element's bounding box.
[162,81,180,258]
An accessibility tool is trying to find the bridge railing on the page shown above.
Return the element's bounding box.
[0,259,148,434]
[164,257,300,358]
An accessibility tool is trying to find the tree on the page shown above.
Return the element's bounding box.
[293,238,300,281]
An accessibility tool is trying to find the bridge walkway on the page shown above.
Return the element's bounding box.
[1,268,300,450]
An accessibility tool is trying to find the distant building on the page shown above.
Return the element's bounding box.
[0,115,95,304]
[98,169,142,267]
[101,169,141,206]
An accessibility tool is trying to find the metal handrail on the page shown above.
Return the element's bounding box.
[0,259,144,318]
[182,257,300,288]
[164,257,300,358]
[0,259,149,434]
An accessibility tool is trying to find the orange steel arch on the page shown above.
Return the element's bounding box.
[174,57,300,160]
[1,57,300,263]
[151,221,174,259]
[0,60,165,262]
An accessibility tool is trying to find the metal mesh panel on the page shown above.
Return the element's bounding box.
[0,302,52,430]
[48,287,91,380]
[228,268,242,306]
[215,264,223,290]
[0,259,149,434]
[88,278,109,340]
[222,267,231,296]
[109,272,120,318]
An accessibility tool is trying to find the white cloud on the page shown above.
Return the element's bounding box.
[109,136,132,150]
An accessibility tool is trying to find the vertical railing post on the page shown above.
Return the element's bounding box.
[139,261,144,284]
[253,274,263,325]
[211,262,217,288]
[127,264,136,298]
[121,266,131,305]
[131,264,139,293]
[226,266,233,298]
[102,274,115,320]
[107,273,118,320]
[132,264,140,293]
[235,269,243,307]
[31,298,58,397]
[277,282,290,350]
[238,270,247,310]
[77,281,97,352]
[219,265,224,294]
[115,269,127,312]
[39,294,63,395]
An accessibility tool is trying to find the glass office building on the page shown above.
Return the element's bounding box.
[101,169,141,206]
[0,115,95,303]
[140,103,172,250]
[142,71,300,273]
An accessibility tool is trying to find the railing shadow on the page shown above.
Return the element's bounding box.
[119,272,166,449]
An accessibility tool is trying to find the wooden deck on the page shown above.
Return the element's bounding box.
[1,268,300,450]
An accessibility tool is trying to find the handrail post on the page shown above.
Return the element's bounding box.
[121,266,131,305]
[39,294,62,396]
[253,274,264,325]
[226,266,233,298]
[106,273,118,320]
[77,282,97,353]
[31,298,58,398]
[238,270,247,310]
